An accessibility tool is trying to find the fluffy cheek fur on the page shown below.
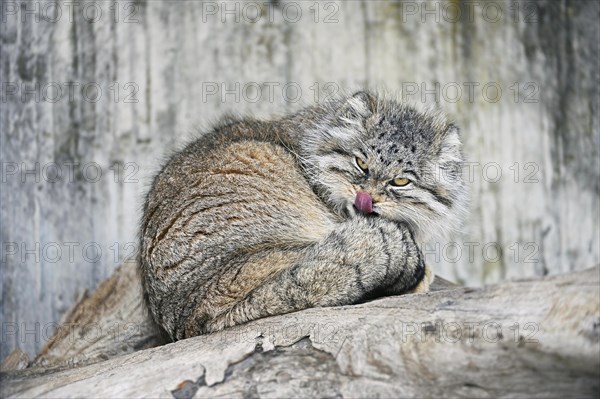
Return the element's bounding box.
[307,164,462,240]
[311,168,358,217]
[375,198,447,244]
[314,171,466,245]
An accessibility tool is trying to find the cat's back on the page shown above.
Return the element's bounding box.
[140,118,335,273]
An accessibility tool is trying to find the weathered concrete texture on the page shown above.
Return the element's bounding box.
[1,0,599,360]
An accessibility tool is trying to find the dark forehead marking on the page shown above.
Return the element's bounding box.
[378,110,439,143]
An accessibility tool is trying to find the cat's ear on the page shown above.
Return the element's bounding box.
[438,123,463,164]
[337,91,376,122]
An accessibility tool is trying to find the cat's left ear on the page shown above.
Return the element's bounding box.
[337,91,376,122]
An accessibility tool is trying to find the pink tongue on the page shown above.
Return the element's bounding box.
[354,192,373,214]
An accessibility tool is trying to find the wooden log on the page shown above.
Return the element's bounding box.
[0,349,29,372]
[1,265,598,398]
[32,259,167,370]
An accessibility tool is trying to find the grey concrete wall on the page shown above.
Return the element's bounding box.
[1,0,598,360]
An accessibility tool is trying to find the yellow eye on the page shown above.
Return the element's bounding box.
[355,157,369,172]
[391,177,411,187]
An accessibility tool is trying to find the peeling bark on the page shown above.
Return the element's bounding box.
[1,265,598,398]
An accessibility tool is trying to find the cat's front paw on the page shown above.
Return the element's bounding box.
[380,259,433,296]
[406,263,434,294]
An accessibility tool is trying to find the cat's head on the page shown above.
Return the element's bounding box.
[299,91,467,243]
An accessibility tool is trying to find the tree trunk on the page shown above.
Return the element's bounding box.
[1,264,598,398]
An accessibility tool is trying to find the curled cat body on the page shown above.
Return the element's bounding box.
[139,91,466,340]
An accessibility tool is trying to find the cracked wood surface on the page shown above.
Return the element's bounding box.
[1,265,598,398]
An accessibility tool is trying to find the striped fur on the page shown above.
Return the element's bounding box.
[139,91,465,340]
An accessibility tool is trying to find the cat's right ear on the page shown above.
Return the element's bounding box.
[337,91,376,123]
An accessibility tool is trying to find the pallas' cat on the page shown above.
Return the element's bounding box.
[139,92,466,340]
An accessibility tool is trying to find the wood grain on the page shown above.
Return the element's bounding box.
[1,264,598,398]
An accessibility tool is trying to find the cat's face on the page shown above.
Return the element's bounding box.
[300,92,466,242]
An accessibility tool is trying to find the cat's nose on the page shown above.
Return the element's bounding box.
[354,191,373,214]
